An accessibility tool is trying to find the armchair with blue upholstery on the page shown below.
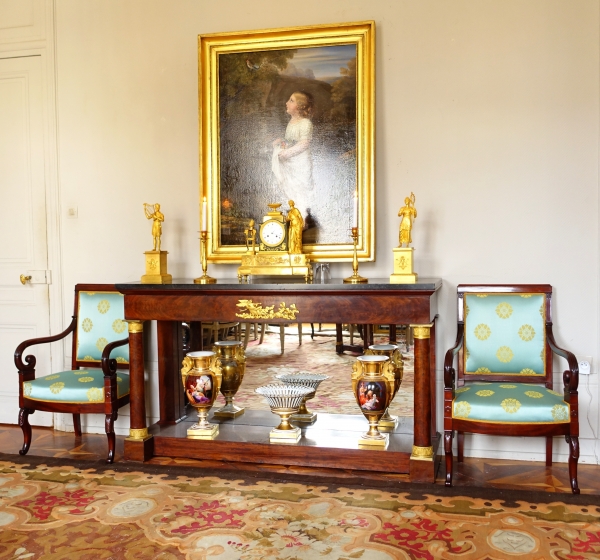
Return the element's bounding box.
[15,284,130,463]
[444,284,580,493]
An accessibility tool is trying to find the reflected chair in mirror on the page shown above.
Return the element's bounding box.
[15,284,130,463]
[444,284,580,493]
[242,323,302,354]
[202,321,241,345]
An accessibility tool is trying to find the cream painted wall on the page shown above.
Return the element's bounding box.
[51,1,599,462]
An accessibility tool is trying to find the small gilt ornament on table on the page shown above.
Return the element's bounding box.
[142,203,172,284]
[390,192,418,284]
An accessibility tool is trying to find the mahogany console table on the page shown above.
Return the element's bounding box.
[116,278,441,482]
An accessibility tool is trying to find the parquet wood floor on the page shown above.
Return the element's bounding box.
[1,423,599,495]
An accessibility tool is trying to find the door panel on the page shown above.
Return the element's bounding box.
[0,55,52,426]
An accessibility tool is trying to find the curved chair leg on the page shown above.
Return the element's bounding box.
[105,412,118,464]
[567,435,580,494]
[73,413,82,437]
[444,430,453,487]
[18,408,34,456]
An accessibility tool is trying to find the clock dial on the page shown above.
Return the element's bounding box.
[261,220,285,247]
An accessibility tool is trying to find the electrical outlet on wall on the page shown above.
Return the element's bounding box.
[578,356,593,375]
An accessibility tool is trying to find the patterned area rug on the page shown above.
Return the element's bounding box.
[213,326,414,417]
[0,455,599,559]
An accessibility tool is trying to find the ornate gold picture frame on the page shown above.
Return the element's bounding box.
[199,21,375,263]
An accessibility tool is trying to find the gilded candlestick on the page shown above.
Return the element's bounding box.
[194,231,217,284]
[343,227,368,284]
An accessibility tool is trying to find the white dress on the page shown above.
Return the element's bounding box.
[272,118,314,208]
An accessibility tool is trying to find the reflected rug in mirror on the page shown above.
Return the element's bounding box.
[213,326,414,417]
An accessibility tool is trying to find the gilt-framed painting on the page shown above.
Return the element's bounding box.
[199,21,375,263]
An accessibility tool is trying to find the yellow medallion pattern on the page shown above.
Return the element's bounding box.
[495,302,513,319]
[501,398,521,414]
[500,384,517,388]
[87,387,104,402]
[525,391,543,398]
[455,387,470,394]
[116,357,127,363]
[97,300,110,314]
[518,324,535,342]
[78,377,94,383]
[23,383,32,396]
[454,401,471,418]
[474,324,491,341]
[96,337,108,352]
[476,390,494,397]
[117,377,122,382]
[465,304,470,317]
[45,375,60,381]
[475,367,491,373]
[50,382,65,395]
[547,389,563,397]
[520,368,536,375]
[539,303,544,317]
[476,295,487,298]
[75,371,89,375]
[521,294,533,298]
[551,404,569,421]
[112,319,126,334]
[496,346,514,363]
[83,355,94,361]
[82,318,93,333]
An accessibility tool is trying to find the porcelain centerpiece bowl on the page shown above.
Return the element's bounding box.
[275,371,329,424]
[255,383,314,443]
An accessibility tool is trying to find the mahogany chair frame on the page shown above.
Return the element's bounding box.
[443,284,580,493]
[14,283,130,463]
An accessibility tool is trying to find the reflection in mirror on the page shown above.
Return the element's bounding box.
[182,322,414,420]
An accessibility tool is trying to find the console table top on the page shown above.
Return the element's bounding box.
[116,278,442,294]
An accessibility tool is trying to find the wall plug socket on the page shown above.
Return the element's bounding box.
[578,356,592,375]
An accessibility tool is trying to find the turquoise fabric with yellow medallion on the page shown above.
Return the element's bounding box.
[24,291,129,404]
[76,291,129,363]
[453,382,570,424]
[464,293,545,375]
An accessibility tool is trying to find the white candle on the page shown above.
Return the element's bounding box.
[201,197,207,232]
[353,191,358,227]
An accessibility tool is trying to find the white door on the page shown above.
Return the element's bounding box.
[0,55,52,426]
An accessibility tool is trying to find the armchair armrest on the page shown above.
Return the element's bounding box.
[444,323,464,390]
[546,322,579,393]
[101,337,129,377]
[14,316,77,373]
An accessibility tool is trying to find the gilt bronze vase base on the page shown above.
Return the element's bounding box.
[378,412,399,431]
[270,426,302,443]
[358,432,389,448]
[290,411,317,424]
[213,404,245,419]
[187,424,219,439]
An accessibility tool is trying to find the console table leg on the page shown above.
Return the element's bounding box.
[409,323,436,482]
[124,320,153,461]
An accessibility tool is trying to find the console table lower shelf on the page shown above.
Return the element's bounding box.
[124,410,441,480]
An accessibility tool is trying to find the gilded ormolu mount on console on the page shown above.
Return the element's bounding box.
[142,203,172,284]
[390,192,418,284]
[237,202,312,283]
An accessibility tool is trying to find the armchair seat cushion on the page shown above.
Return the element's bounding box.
[452,382,569,424]
[23,370,130,404]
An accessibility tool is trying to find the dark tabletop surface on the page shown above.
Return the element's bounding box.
[115,278,442,293]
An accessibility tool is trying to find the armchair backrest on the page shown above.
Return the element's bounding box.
[457,285,552,385]
[72,284,129,369]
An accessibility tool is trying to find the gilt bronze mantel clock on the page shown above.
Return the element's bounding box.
[237,202,312,283]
